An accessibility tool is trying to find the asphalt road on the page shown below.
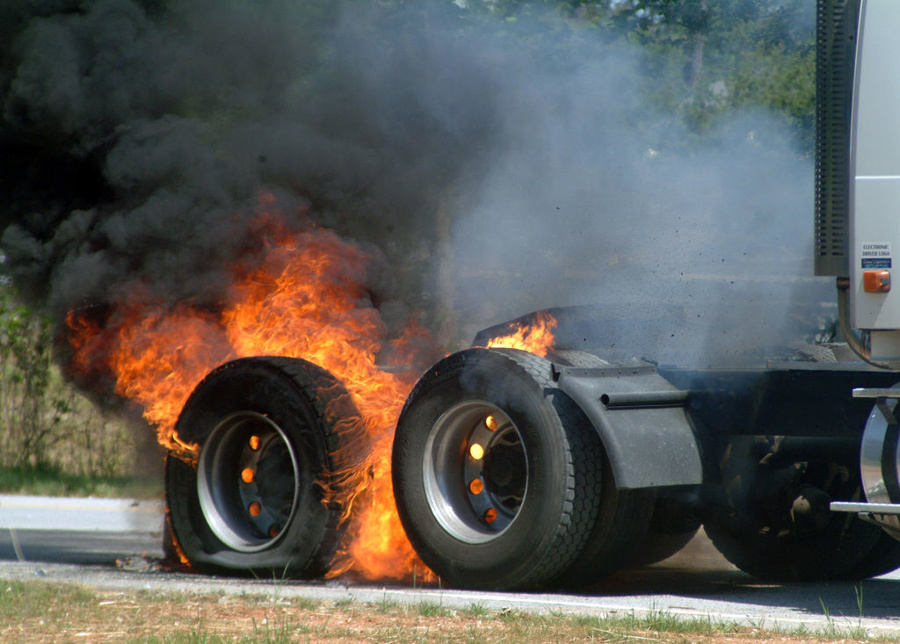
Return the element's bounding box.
[1,494,900,637]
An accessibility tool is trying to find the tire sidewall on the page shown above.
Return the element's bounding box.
[704,437,882,581]
[393,350,572,588]
[167,359,336,576]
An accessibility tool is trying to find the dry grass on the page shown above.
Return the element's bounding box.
[0,288,147,481]
[0,579,888,643]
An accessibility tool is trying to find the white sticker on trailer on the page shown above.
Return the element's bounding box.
[861,242,892,269]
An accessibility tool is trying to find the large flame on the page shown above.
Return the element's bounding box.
[65,196,556,582]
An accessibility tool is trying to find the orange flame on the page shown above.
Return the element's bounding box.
[486,311,557,356]
[64,196,555,583]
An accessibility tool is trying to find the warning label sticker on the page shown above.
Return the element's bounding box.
[862,242,892,269]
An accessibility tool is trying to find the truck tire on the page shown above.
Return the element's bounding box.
[846,533,900,579]
[166,357,362,578]
[704,436,883,581]
[552,449,655,587]
[544,347,680,578]
[392,348,608,590]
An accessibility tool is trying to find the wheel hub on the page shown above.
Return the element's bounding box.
[196,412,300,552]
[423,401,528,544]
[483,442,526,498]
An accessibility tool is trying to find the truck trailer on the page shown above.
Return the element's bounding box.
[163,0,900,591]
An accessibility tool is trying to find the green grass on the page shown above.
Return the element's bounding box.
[374,594,401,613]
[461,602,489,618]
[416,599,452,617]
[0,465,163,499]
[0,580,98,633]
[291,596,319,611]
[0,579,893,643]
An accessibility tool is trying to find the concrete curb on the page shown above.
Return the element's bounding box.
[0,495,164,533]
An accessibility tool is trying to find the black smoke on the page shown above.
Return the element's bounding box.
[0,1,483,319]
[0,0,827,366]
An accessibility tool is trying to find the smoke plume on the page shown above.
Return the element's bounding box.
[1,0,826,372]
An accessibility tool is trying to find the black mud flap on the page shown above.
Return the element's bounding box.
[553,361,703,490]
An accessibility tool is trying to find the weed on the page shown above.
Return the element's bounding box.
[332,597,354,610]
[417,599,452,617]
[251,613,296,643]
[498,607,522,623]
[462,602,489,618]
[820,597,838,639]
[375,593,400,613]
[848,585,869,640]
[291,596,319,611]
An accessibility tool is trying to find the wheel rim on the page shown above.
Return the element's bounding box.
[197,411,300,552]
[423,401,527,544]
[860,395,900,505]
[859,394,900,534]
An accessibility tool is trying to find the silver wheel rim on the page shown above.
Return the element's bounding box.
[860,401,893,505]
[423,401,527,544]
[197,411,300,552]
[831,395,900,534]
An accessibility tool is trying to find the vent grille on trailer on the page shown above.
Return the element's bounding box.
[814,0,859,277]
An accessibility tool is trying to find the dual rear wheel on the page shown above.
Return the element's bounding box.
[170,350,900,588]
[165,349,673,588]
[392,348,655,590]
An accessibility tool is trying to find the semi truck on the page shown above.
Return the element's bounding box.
[163,0,900,590]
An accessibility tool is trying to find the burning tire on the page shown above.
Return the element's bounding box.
[392,347,638,590]
[166,357,361,578]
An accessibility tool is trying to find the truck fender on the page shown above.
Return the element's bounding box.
[553,362,703,489]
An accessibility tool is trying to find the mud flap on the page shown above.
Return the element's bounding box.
[553,361,703,490]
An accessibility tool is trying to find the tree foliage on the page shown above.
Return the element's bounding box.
[451,0,815,146]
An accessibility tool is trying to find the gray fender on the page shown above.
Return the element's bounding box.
[554,362,703,490]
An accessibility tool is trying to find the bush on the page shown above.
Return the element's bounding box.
[0,283,138,478]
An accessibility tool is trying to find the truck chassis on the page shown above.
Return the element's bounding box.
[162,315,900,590]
